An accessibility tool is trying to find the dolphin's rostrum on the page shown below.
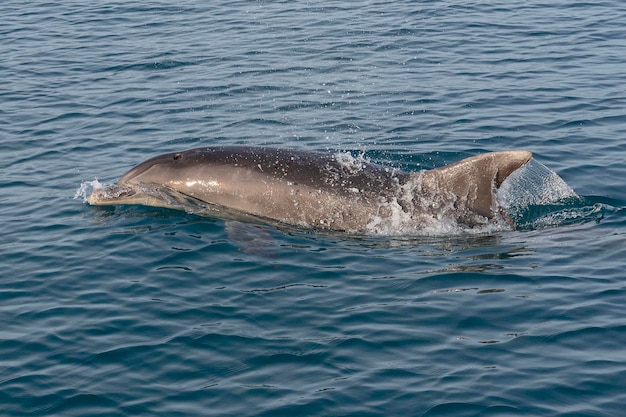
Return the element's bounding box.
[88,146,532,233]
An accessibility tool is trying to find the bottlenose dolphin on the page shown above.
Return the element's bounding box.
[88,146,532,232]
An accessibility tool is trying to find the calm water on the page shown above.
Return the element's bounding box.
[3,1,626,416]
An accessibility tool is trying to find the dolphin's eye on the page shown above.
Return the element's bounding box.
[173,153,182,160]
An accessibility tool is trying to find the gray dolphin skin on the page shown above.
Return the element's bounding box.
[88,146,532,232]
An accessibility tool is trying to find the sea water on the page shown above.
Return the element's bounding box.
[2,1,626,416]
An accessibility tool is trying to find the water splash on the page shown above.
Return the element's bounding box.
[333,151,369,174]
[497,158,588,229]
[498,158,579,210]
[365,173,512,237]
[73,179,104,202]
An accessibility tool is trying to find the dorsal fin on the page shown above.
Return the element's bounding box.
[417,150,532,219]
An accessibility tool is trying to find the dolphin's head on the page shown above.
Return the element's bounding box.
[87,150,207,209]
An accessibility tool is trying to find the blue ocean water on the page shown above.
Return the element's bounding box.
[2,1,626,416]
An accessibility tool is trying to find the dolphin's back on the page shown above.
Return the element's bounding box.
[154,146,408,199]
[417,150,532,221]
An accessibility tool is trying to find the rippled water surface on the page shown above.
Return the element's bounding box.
[3,1,626,416]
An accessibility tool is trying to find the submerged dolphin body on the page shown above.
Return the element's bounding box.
[88,147,532,232]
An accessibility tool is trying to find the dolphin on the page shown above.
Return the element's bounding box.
[87,146,532,232]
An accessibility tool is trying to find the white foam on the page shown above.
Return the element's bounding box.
[365,175,512,237]
[365,206,509,236]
